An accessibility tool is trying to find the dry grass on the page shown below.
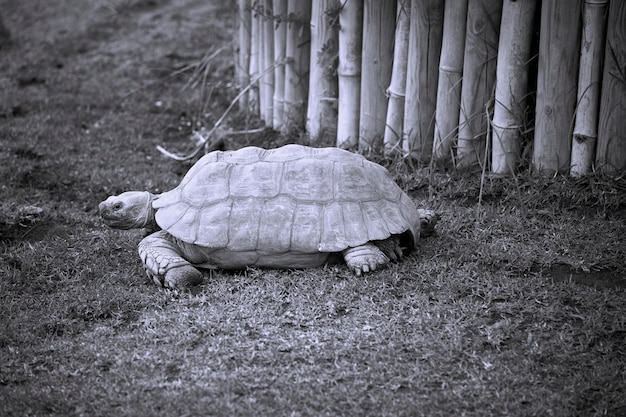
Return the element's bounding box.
[1,1,625,416]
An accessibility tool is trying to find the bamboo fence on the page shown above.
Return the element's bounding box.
[235,0,625,176]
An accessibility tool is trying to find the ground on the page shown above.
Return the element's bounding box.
[1,1,625,416]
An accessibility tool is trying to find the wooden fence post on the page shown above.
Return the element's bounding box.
[570,0,608,177]
[403,0,444,161]
[491,0,537,175]
[307,0,339,145]
[383,0,411,157]
[236,0,251,111]
[457,0,502,169]
[596,0,626,173]
[272,0,288,129]
[260,0,275,125]
[249,4,260,116]
[336,0,363,149]
[282,2,311,136]
[358,0,395,153]
[432,0,468,163]
[532,0,582,174]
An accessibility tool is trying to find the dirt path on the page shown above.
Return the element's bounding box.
[0,0,233,206]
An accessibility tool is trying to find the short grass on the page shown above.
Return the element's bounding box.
[1,1,626,416]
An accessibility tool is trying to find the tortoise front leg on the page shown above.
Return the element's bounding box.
[138,231,203,289]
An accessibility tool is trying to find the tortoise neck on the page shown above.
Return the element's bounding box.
[140,192,158,231]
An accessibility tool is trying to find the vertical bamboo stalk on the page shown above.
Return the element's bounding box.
[570,0,607,177]
[457,0,502,169]
[432,0,468,163]
[596,0,626,173]
[337,0,363,149]
[384,0,411,157]
[306,0,339,145]
[237,0,252,111]
[358,0,395,153]
[403,0,444,161]
[282,2,312,135]
[272,0,288,129]
[491,0,537,175]
[260,0,275,124]
[248,4,260,115]
[532,0,583,174]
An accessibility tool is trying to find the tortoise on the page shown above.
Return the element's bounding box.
[99,144,438,289]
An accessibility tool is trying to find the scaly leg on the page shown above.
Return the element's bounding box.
[138,231,203,290]
[374,236,404,261]
[342,243,389,276]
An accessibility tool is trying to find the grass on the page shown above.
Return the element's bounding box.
[1,1,626,416]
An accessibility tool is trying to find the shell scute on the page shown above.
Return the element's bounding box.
[341,201,369,245]
[281,159,334,202]
[179,161,231,205]
[334,162,381,201]
[291,203,323,252]
[258,196,296,252]
[320,202,347,252]
[193,200,232,247]
[262,144,310,162]
[361,201,394,242]
[227,198,262,250]
[218,146,263,164]
[229,161,282,198]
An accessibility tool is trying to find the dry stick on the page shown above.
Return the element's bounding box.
[156,64,280,161]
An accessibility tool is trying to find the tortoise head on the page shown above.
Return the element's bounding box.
[99,191,157,230]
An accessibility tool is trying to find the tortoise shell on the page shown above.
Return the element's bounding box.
[152,144,420,254]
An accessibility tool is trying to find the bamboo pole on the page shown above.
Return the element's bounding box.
[383,0,411,157]
[336,0,363,150]
[272,0,288,129]
[457,0,502,169]
[570,0,607,177]
[237,0,252,111]
[260,0,275,125]
[532,0,582,175]
[491,0,537,175]
[432,0,468,163]
[358,0,395,153]
[306,0,339,145]
[282,1,312,136]
[403,0,444,161]
[248,4,260,116]
[596,0,626,173]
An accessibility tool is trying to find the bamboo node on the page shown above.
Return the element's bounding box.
[336,70,361,78]
[438,64,463,74]
[573,134,597,144]
[491,121,524,130]
[385,87,405,99]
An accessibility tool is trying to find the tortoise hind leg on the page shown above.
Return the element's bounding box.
[374,236,404,261]
[138,231,203,290]
[342,243,390,276]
